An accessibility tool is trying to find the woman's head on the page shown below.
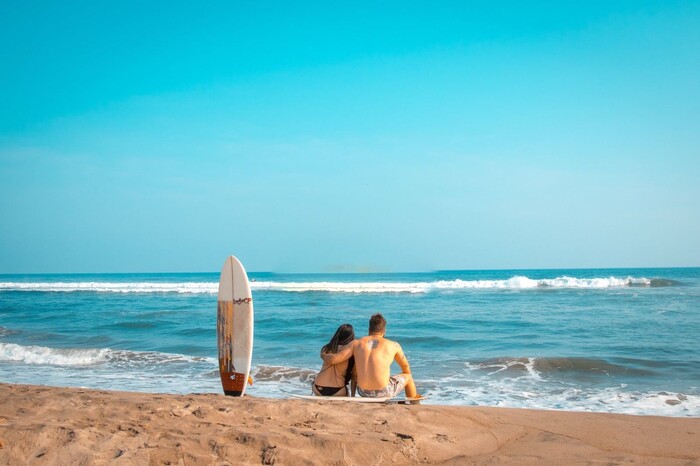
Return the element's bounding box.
[322,323,355,354]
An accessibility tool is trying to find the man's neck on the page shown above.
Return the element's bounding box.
[368,333,384,338]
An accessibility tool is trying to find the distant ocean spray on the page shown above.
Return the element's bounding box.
[1,268,698,416]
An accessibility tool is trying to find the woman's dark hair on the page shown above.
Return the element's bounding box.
[322,324,355,386]
[322,324,354,354]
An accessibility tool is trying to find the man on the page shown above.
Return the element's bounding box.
[322,313,418,399]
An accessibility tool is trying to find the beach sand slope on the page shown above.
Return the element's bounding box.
[0,383,698,465]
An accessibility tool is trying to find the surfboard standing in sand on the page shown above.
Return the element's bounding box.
[217,256,254,396]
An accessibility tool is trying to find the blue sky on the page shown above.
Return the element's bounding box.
[1,1,699,273]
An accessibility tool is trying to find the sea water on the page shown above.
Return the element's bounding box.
[1,268,698,417]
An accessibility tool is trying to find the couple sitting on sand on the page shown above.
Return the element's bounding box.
[312,313,418,399]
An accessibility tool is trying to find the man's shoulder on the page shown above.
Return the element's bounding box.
[355,336,400,351]
[381,338,401,351]
[379,335,398,344]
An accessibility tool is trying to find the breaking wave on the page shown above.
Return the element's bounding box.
[0,342,214,367]
[251,365,316,383]
[0,343,109,366]
[0,276,679,294]
[464,356,659,378]
[0,281,218,293]
[0,326,18,337]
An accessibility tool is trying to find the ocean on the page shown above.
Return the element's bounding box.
[1,268,698,417]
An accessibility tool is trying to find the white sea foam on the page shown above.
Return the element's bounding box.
[247,365,318,399]
[403,358,700,416]
[0,343,109,366]
[252,281,429,293]
[0,276,657,294]
[0,281,218,293]
[241,363,700,417]
[429,376,700,417]
[473,357,543,379]
[251,364,316,383]
[0,342,215,367]
[1,351,697,415]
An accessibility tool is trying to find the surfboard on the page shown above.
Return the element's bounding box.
[287,393,427,404]
[217,255,254,396]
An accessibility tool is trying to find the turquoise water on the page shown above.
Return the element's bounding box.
[1,268,699,416]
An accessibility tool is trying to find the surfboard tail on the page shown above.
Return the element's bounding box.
[220,370,248,396]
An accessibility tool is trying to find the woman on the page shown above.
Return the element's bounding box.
[313,323,356,396]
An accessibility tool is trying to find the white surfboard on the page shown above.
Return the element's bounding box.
[217,256,254,396]
[287,393,427,404]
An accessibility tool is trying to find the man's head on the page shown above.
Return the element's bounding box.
[369,313,386,335]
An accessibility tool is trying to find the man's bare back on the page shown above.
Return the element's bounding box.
[322,314,417,398]
[353,335,405,390]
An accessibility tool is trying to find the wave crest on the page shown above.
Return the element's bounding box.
[0,326,18,337]
[251,365,316,383]
[0,275,676,294]
[0,343,214,367]
[0,281,218,293]
[0,343,109,366]
[465,356,657,377]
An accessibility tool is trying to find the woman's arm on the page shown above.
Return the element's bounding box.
[351,366,357,397]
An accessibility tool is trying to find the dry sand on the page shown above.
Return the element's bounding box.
[0,383,698,465]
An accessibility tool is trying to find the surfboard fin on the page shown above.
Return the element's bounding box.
[248,376,254,386]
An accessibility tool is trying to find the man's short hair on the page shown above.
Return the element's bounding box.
[369,313,386,334]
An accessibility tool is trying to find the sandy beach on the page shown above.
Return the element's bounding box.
[0,383,698,465]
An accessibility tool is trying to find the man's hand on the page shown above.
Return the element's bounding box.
[321,341,354,364]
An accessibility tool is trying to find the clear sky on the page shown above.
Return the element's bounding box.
[1,1,699,273]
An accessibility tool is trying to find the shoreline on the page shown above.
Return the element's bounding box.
[1,383,698,465]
